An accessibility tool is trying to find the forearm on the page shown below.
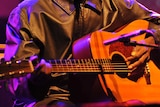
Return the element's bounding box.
[120,0,160,43]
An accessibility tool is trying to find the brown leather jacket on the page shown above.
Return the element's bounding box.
[4,0,160,106]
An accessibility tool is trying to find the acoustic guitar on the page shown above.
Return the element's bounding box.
[73,19,160,103]
[0,20,160,103]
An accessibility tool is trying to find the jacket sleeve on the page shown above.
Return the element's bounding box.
[117,0,160,42]
[4,7,51,103]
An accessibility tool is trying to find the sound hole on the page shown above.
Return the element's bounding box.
[112,54,128,78]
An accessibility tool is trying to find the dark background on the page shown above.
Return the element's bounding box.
[0,0,160,106]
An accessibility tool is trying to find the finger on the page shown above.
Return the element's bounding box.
[34,59,45,72]
[131,51,136,56]
[37,59,45,67]
[43,63,52,74]
[128,54,148,69]
[125,47,138,62]
[126,46,148,62]
[35,59,46,72]
[135,47,148,57]
[39,59,52,74]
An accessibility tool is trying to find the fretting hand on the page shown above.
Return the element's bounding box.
[35,59,52,75]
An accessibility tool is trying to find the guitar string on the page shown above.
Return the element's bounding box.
[50,59,129,73]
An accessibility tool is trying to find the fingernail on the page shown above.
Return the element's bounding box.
[131,52,136,56]
[128,65,132,69]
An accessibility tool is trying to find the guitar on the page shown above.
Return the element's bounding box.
[0,20,160,103]
[73,19,160,103]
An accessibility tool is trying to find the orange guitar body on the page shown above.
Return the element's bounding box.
[73,20,160,103]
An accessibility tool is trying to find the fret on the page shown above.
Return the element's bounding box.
[46,58,129,73]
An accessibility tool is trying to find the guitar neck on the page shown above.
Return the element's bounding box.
[49,58,129,73]
[0,58,129,80]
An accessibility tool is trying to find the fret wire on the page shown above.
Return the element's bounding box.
[88,59,92,70]
[70,59,74,71]
[54,60,57,70]
[65,59,68,71]
[78,59,81,71]
[109,59,114,72]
